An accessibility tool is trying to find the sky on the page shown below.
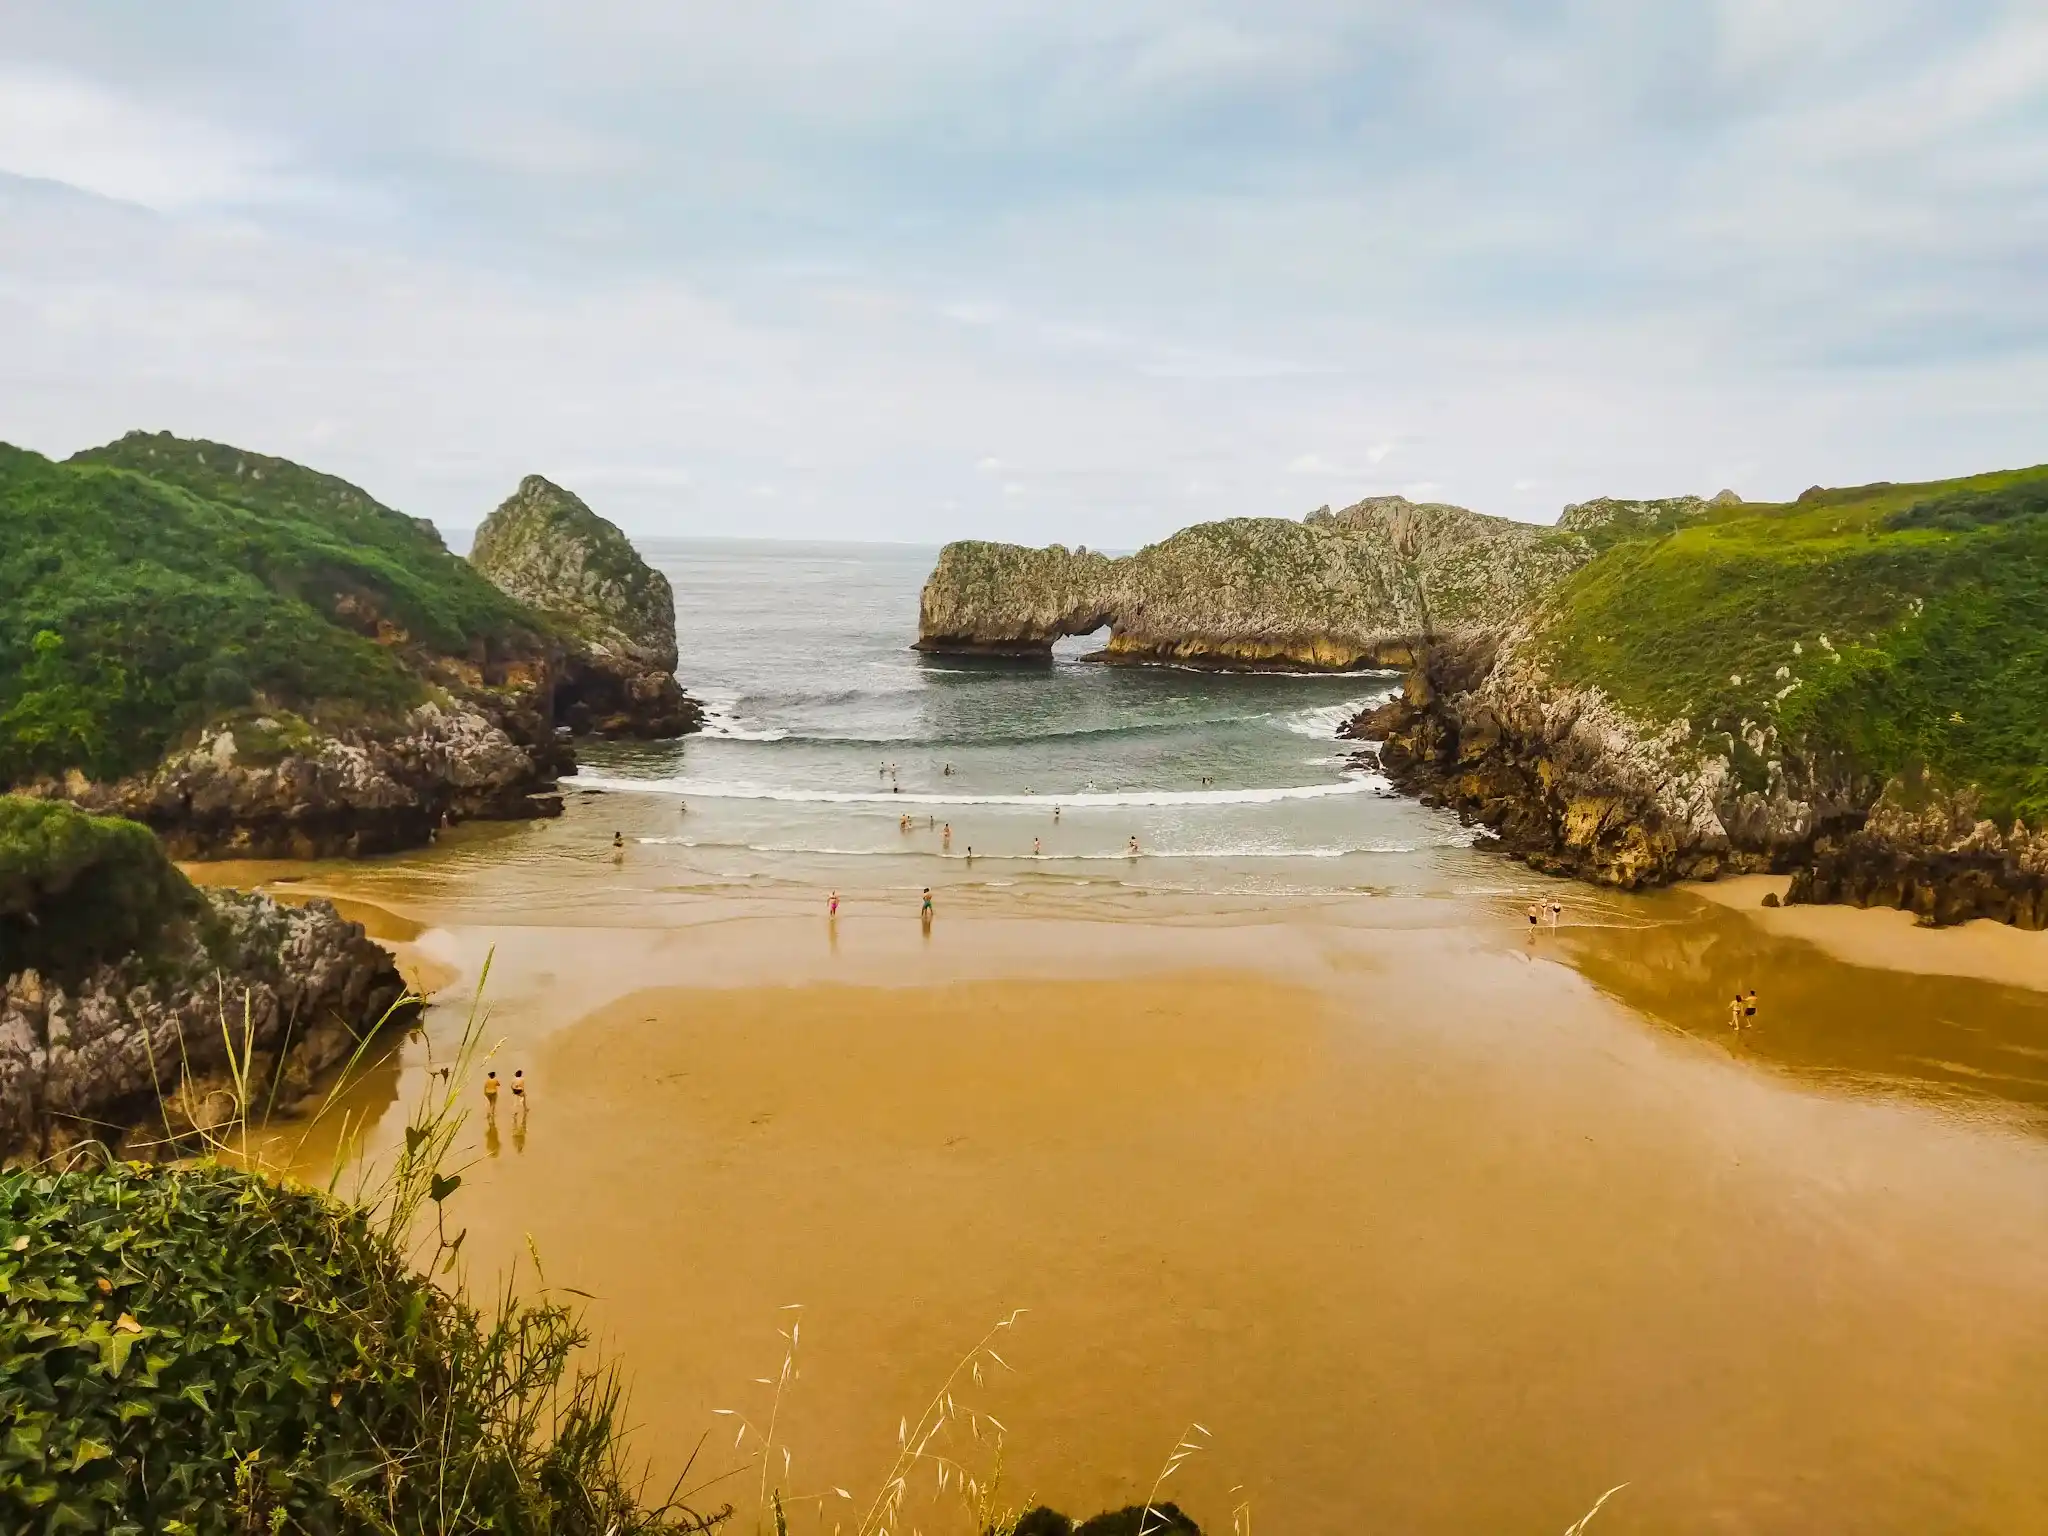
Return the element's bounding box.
[1,2,2043,545]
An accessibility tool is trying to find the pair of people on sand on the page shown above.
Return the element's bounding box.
[483,1069,527,1114]
[1728,989,1759,1031]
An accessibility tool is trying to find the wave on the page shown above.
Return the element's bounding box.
[633,838,1430,858]
[576,771,1387,807]
[1280,696,1387,738]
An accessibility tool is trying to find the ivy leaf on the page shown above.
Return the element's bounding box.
[68,1438,112,1471]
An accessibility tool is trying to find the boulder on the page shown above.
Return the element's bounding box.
[470,476,701,738]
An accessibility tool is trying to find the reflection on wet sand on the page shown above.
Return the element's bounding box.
[1563,891,2048,1125]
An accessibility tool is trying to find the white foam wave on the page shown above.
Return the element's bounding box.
[1280,695,1387,738]
[692,686,791,742]
[633,838,1421,859]
[574,771,1386,807]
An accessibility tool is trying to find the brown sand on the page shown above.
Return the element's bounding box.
[336,913,2048,1535]
[1688,874,2048,992]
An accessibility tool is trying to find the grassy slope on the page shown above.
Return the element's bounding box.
[1540,465,2048,823]
[0,435,540,787]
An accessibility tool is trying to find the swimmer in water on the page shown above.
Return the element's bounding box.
[1127,835,1140,857]
[612,831,624,850]
[942,823,952,846]
[1033,837,1042,855]
[1053,806,1061,822]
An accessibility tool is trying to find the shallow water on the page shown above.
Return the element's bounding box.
[242,540,2048,1532]
[575,539,1485,899]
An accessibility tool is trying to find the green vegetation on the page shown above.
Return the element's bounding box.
[1541,463,2048,823]
[0,797,198,984]
[0,435,544,788]
[0,1159,700,1536]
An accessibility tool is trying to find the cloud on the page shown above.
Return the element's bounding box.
[0,65,281,210]
[0,2,2041,544]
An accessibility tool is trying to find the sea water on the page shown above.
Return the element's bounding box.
[561,539,1496,900]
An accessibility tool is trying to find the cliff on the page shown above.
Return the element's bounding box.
[1345,466,2048,926]
[469,476,700,738]
[916,496,1587,670]
[0,797,410,1157]
[1,433,578,856]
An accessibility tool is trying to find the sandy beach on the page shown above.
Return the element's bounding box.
[219,797,2048,1535]
[1687,873,2048,993]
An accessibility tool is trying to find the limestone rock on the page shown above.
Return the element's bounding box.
[23,702,565,859]
[470,476,701,738]
[1,886,411,1158]
[917,497,1585,670]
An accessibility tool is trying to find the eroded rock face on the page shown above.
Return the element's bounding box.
[470,476,701,738]
[917,497,1587,670]
[0,888,411,1158]
[23,702,566,860]
[1345,638,2047,926]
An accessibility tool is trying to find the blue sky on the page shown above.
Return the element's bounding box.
[2,1,2042,543]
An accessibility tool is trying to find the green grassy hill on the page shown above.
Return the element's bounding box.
[0,434,548,789]
[1539,465,2048,824]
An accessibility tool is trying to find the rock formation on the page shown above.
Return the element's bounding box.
[1343,632,1872,890]
[3,433,576,859]
[469,476,701,738]
[30,702,565,860]
[917,496,1586,669]
[1,797,411,1157]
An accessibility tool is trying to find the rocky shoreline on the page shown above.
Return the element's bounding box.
[19,700,570,860]
[1,885,410,1159]
[1344,639,2048,929]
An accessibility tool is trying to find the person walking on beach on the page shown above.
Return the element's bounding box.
[1527,902,1541,931]
[1728,993,1746,1033]
[921,887,934,920]
[484,1070,500,1117]
[828,890,839,918]
[1745,988,1758,1025]
[1033,837,1042,855]
[1549,899,1563,930]
[511,1070,528,1117]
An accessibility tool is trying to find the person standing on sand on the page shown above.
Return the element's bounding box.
[828,891,839,918]
[1745,988,1758,1025]
[1527,902,1541,930]
[921,888,933,920]
[511,1070,527,1115]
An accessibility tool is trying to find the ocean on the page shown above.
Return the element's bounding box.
[568,538,1491,898]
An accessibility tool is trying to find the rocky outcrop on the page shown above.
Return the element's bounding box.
[1790,783,2048,928]
[1345,640,2048,927]
[916,496,1586,670]
[470,476,701,738]
[1,885,410,1159]
[18,702,567,860]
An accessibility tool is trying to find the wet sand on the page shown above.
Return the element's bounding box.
[261,848,2048,1535]
[1687,874,2048,993]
